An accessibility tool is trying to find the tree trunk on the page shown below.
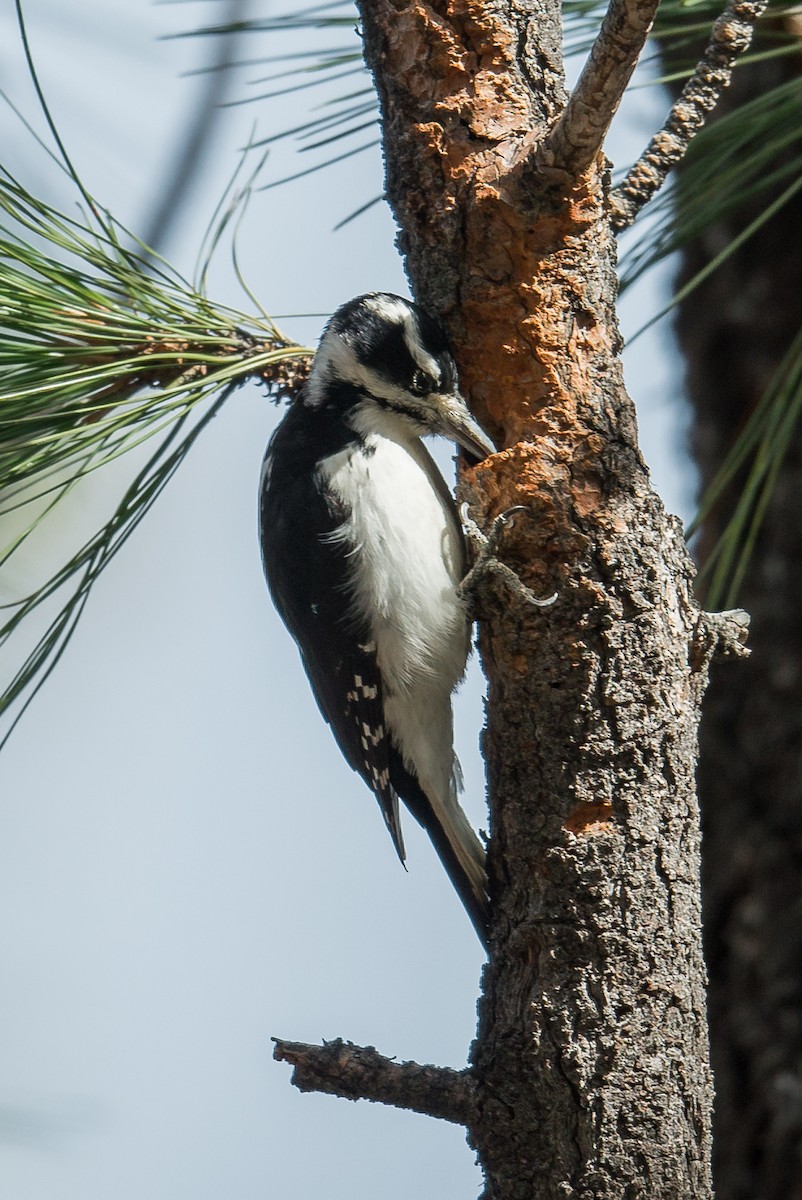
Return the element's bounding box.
[355,0,719,1194]
[667,32,802,1200]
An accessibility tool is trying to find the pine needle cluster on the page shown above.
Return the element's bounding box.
[0,165,311,741]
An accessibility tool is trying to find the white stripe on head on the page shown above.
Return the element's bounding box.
[308,333,379,402]
[306,335,426,422]
[363,294,443,383]
[362,293,412,325]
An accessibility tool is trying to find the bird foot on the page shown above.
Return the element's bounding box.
[458,505,558,611]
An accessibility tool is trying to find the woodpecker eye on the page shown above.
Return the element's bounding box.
[410,369,431,395]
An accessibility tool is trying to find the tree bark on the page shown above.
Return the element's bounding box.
[348,0,720,1194]
[664,24,802,1200]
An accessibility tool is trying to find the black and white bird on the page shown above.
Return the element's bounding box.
[259,293,494,945]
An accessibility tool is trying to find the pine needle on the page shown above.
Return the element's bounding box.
[0,167,312,736]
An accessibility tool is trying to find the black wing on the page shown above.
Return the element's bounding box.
[259,413,405,858]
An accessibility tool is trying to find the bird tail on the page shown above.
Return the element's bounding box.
[424,798,489,948]
[388,746,489,947]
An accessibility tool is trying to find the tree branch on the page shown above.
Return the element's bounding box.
[272,1038,477,1126]
[248,349,312,402]
[691,608,751,671]
[538,0,660,176]
[610,0,770,230]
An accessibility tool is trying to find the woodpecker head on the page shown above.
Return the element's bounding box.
[304,293,495,461]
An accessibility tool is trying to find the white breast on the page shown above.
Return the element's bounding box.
[320,432,469,697]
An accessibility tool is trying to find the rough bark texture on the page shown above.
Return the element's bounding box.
[543,0,660,177]
[610,0,770,231]
[273,1038,477,1124]
[665,24,802,1200]
[354,0,717,1195]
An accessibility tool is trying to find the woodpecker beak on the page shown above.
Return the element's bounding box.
[436,394,496,462]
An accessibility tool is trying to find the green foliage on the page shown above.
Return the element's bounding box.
[0,166,311,740]
[176,1,377,193]
[689,327,802,606]
[620,79,802,293]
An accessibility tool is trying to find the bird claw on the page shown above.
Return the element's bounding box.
[458,504,558,611]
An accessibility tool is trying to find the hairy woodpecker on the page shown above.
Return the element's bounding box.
[259,293,494,945]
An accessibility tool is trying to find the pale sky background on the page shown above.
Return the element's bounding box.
[0,3,693,1198]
